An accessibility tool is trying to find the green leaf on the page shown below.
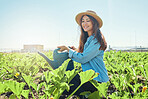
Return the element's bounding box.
[9,94,17,99]
[21,90,30,99]
[144,63,148,79]
[80,91,91,98]
[60,82,70,92]
[43,71,53,83]
[127,83,134,92]
[65,69,80,83]
[43,87,55,97]
[79,70,98,85]
[90,80,108,98]
[44,83,54,90]
[5,80,25,98]
[30,82,37,92]
[0,82,7,94]
[22,73,32,87]
[67,70,98,99]
[134,83,142,93]
[97,83,108,97]
[109,92,120,99]
[37,82,45,93]
[38,95,46,99]
[88,91,100,99]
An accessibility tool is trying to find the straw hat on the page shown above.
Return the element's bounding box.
[75,10,103,28]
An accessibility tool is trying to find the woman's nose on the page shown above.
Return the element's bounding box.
[83,22,87,25]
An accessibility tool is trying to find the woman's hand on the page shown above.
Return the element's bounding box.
[70,46,76,50]
[69,46,78,52]
[57,46,69,52]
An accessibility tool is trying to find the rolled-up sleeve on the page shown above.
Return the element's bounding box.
[69,49,75,58]
[68,39,102,64]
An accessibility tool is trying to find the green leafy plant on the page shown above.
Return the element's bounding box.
[0,51,148,98]
[4,80,26,98]
[67,70,98,99]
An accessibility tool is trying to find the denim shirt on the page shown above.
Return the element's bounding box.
[69,34,109,82]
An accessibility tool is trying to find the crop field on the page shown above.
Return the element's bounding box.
[0,50,148,99]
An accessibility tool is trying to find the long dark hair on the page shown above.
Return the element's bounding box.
[78,15,107,53]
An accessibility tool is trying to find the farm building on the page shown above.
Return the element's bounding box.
[21,44,44,52]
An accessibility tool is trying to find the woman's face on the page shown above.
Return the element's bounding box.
[81,15,93,33]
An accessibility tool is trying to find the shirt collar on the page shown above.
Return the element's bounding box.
[88,33,95,40]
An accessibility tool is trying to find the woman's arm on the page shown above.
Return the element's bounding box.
[68,42,101,64]
[58,39,102,64]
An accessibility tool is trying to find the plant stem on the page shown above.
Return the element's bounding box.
[67,84,82,99]
[30,89,35,99]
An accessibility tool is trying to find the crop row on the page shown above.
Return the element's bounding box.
[0,51,148,98]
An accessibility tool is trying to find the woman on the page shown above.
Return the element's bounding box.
[58,10,109,98]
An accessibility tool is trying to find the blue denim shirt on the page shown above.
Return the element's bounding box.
[69,34,109,82]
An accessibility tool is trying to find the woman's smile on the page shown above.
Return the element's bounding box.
[81,15,93,34]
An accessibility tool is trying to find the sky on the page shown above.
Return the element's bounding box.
[0,0,148,50]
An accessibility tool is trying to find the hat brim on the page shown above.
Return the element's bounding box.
[75,12,103,28]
